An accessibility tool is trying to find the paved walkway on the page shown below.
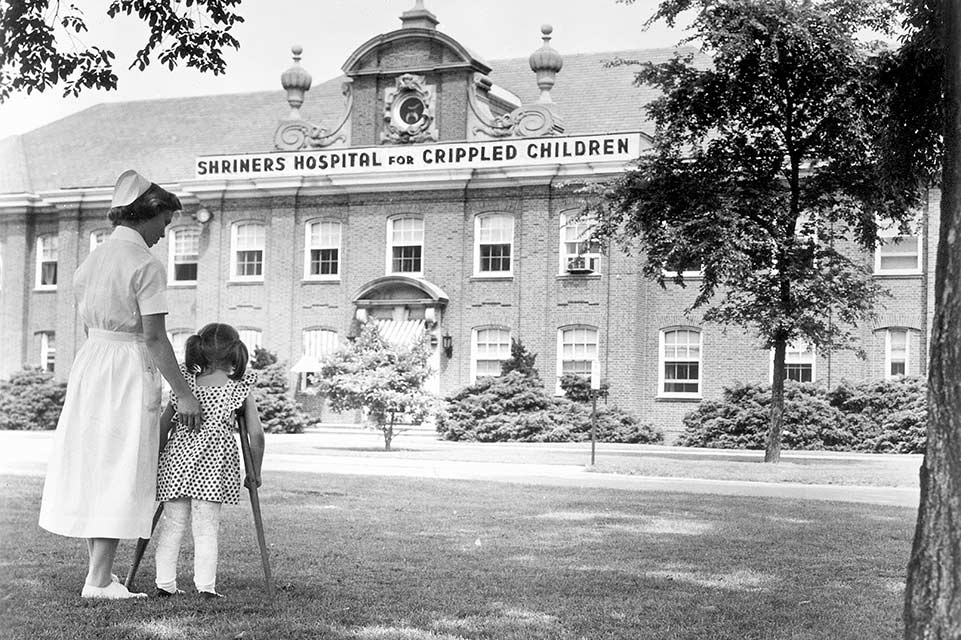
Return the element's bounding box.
[0,430,920,508]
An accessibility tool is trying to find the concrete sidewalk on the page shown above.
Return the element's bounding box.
[0,430,920,508]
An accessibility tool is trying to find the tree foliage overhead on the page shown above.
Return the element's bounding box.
[0,0,244,102]
[590,0,924,461]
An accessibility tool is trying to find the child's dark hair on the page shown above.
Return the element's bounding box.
[184,323,249,380]
[108,183,182,226]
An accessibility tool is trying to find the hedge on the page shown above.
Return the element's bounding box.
[676,378,926,453]
[0,367,68,431]
[436,371,663,444]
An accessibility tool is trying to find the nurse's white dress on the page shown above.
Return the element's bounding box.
[39,226,167,540]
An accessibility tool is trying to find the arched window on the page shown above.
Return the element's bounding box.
[39,331,55,372]
[239,329,263,354]
[304,220,342,279]
[387,216,423,275]
[659,328,701,397]
[556,326,598,393]
[471,326,512,381]
[231,222,265,281]
[474,214,513,276]
[885,329,910,378]
[168,330,193,363]
[300,328,340,389]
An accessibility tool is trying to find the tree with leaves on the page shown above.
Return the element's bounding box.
[0,0,243,102]
[314,323,434,451]
[884,0,961,637]
[589,0,920,462]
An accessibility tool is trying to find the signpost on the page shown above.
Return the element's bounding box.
[590,360,600,466]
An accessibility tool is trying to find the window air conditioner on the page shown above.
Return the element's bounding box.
[566,256,595,274]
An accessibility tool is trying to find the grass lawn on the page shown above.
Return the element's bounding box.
[1,471,914,640]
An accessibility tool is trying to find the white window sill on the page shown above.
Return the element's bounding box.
[656,394,702,402]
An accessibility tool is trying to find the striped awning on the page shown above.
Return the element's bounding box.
[376,319,426,347]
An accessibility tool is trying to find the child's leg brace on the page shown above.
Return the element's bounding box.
[191,499,223,593]
[153,498,190,591]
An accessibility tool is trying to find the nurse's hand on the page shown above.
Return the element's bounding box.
[177,393,202,431]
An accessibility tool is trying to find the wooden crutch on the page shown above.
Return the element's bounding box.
[124,503,164,589]
[237,405,274,597]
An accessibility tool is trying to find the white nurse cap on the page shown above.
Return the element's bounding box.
[111,169,152,208]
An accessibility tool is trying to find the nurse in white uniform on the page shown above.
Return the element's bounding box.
[39,170,202,599]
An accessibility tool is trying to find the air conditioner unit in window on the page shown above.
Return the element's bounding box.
[566,256,595,274]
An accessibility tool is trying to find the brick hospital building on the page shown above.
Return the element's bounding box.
[0,4,937,439]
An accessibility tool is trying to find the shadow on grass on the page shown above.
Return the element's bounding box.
[0,472,914,640]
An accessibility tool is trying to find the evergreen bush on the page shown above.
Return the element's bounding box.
[677,378,926,452]
[436,370,663,444]
[0,367,68,431]
[250,347,310,434]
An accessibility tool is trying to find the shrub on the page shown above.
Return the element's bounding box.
[558,373,609,403]
[437,370,663,444]
[677,378,927,452]
[827,377,927,453]
[250,347,309,434]
[0,367,68,431]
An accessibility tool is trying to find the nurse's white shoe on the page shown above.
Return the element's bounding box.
[81,582,148,599]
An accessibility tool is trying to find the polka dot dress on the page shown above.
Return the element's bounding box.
[157,365,257,505]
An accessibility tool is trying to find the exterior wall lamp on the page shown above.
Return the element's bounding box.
[194,207,213,224]
[442,332,453,358]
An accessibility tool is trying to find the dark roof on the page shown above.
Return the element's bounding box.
[0,46,696,195]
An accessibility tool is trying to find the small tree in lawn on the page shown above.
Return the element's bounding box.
[316,322,434,450]
[587,0,920,462]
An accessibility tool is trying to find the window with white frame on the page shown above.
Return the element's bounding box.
[90,229,109,252]
[300,328,340,389]
[559,212,601,274]
[388,217,423,274]
[875,218,920,274]
[305,220,341,279]
[886,329,910,378]
[775,340,815,383]
[471,327,512,381]
[168,330,192,363]
[231,222,265,280]
[659,328,701,396]
[557,326,599,392]
[39,331,55,372]
[169,227,200,284]
[36,234,58,289]
[475,214,513,275]
[662,253,703,278]
[239,329,263,355]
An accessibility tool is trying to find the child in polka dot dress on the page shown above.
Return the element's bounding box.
[153,323,265,599]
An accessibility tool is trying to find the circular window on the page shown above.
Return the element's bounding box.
[397,95,426,126]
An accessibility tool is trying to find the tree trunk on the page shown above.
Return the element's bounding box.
[904,3,961,637]
[765,339,786,463]
[383,413,395,451]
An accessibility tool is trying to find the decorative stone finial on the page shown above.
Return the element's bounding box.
[400,0,439,30]
[529,24,563,104]
[281,45,313,119]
